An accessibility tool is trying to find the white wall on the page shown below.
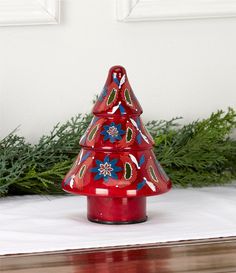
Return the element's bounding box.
[0,0,236,142]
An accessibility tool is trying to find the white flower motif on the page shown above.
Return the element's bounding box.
[107,126,119,137]
[98,162,114,177]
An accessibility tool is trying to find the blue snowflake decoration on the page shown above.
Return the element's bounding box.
[91,155,122,182]
[101,122,125,143]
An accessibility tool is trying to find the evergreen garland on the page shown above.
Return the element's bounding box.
[0,108,235,197]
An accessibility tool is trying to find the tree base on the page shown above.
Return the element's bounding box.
[87,196,147,224]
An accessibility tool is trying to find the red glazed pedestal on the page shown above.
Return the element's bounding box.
[62,65,172,224]
[87,196,147,224]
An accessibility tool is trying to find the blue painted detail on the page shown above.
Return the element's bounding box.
[137,133,142,144]
[90,155,122,182]
[137,179,146,190]
[119,104,126,115]
[113,75,120,87]
[81,152,91,163]
[136,118,141,128]
[139,155,145,166]
[64,176,72,186]
[101,122,125,143]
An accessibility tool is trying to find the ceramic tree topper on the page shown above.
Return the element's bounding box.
[62,66,172,224]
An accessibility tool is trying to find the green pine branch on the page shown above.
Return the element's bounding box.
[0,114,92,196]
[147,108,236,187]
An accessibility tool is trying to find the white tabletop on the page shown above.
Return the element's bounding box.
[0,186,236,255]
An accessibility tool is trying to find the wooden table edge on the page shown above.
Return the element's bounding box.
[2,235,236,258]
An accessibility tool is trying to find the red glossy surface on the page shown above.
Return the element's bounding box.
[62,65,172,223]
[87,196,147,224]
[79,116,154,151]
[63,148,171,197]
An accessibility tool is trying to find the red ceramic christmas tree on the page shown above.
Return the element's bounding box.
[62,66,171,224]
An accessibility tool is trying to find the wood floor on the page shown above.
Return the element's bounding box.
[1,237,236,273]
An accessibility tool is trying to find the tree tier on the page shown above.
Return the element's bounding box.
[93,66,143,116]
[79,115,154,150]
[63,148,171,197]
